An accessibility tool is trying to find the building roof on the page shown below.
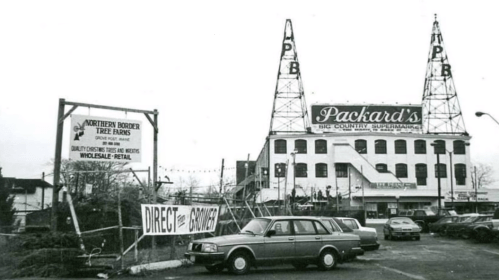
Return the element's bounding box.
[1,178,53,194]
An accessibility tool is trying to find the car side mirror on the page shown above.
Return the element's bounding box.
[266,230,276,237]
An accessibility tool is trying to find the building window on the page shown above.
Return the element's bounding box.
[375,140,387,154]
[295,140,307,154]
[396,164,408,178]
[315,163,328,178]
[433,140,446,154]
[453,140,466,155]
[414,140,426,154]
[355,139,367,154]
[275,139,287,154]
[415,163,427,186]
[394,140,407,154]
[275,163,286,178]
[376,164,388,173]
[435,163,447,178]
[335,163,348,178]
[455,164,467,185]
[315,140,327,154]
[295,163,307,177]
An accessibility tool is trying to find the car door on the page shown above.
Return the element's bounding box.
[264,220,295,261]
[342,218,370,246]
[293,219,322,259]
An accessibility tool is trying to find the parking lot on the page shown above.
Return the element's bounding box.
[137,223,499,280]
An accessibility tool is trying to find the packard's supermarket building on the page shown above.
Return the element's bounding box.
[234,18,499,217]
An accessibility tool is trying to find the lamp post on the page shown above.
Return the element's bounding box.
[431,142,442,211]
[277,164,282,210]
[448,150,454,209]
[476,111,499,126]
[290,149,298,210]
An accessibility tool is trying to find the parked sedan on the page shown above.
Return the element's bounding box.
[330,217,380,250]
[446,215,492,239]
[438,214,479,237]
[383,217,421,240]
[428,216,461,235]
[444,215,483,238]
[184,216,363,275]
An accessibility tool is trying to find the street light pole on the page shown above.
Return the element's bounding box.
[476,111,499,126]
[431,142,443,211]
[277,165,281,210]
[436,152,442,211]
[449,151,454,209]
[475,165,478,213]
[291,149,297,210]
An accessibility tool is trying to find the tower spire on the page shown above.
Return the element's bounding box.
[269,19,310,135]
[421,15,467,135]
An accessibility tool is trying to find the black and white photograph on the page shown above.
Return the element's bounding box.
[1,1,499,279]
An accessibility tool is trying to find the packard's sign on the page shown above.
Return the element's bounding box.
[311,105,423,133]
[370,182,417,189]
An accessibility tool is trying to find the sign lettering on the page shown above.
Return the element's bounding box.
[69,115,142,162]
[311,105,423,133]
[141,205,219,235]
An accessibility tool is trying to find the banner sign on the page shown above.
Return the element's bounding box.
[141,205,219,236]
[311,105,423,133]
[370,182,417,189]
[455,191,489,201]
[69,115,142,162]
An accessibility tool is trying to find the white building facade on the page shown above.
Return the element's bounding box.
[255,130,472,218]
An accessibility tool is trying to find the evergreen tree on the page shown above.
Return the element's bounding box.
[0,177,17,233]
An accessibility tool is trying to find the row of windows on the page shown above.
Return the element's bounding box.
[274,163,467,186]
[274,139,468,155]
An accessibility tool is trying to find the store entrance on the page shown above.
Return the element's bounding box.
[377,202,388,219]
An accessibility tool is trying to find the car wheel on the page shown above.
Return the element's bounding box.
[439,227,447,237]
[476,229,493,243]
[205,264,225,273]
[460,229,470,239]
[292,263,308,270]
[415,236,420,241]
[317,249,337,271]
[228,251,251,275]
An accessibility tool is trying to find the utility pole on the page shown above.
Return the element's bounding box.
[436,152,442,211]
[41,172,45,210]
[361,166,366,223]
[475,165,478,213]
[336,185,339,212]
[219,158,225,194]
[449,151,454,209]
[243,154,250,204]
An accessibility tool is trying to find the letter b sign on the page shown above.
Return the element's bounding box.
[290,62,300,74]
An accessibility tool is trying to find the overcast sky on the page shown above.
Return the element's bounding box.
[1,0,499,191]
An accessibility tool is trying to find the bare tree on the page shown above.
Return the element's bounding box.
[471,162,495,189]
[48,159,129,195]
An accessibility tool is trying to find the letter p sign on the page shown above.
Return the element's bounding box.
[432,46,444,59]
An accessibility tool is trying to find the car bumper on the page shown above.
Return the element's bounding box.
[392,232,420,237]
[184,252,225,266]
[344,246,364,259]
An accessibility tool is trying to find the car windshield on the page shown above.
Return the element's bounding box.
[391,218,414,225]
[332,218,353,232]
[240,218,271,235]
[436,217,451,224]
[461,216,479,223]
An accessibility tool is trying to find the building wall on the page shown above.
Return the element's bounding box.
[264,132,472,213]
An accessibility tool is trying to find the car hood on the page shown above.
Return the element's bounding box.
[192,233,261,245]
